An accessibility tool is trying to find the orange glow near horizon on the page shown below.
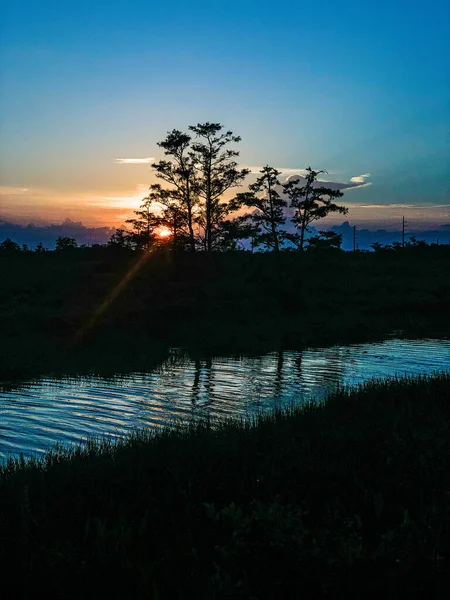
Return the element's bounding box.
[157,226,172,238]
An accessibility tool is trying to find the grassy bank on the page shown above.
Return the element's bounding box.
[1,247,449,383]
[1,373,450,598]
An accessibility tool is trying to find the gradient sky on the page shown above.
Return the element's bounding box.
[1,0,449,228]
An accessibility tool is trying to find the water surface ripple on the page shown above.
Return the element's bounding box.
[1,338,449,461]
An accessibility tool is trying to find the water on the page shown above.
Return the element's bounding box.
[1,338,449,462]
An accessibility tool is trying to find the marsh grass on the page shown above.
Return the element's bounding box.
[1,373,450,598]
[1,247,449,384]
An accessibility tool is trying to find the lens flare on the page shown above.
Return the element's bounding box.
[157,226,172,238]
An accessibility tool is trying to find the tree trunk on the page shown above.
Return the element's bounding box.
[185,179,196,252]
[299,184,311,252]
[206,151,212,253]
[267,180,279,252]
[173,214,178,252]
[187,206,195,252]
[206,194,212,253]
[300,223,305,251]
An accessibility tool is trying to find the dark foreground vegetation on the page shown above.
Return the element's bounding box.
[1,374,450,598]
[1,245,449,384]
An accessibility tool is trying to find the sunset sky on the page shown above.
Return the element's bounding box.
[1,0,449,229]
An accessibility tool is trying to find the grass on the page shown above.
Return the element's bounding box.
[1,373,450,598]
[1,246,450,383]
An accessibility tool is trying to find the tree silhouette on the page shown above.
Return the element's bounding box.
[188,122,249,252]
[35,241,47,253]
[283,167,348,251]
[306,230,343,251]
[108,228,135,249]
[152,130,198,252]
[126,197,161,250]
[0,238,21,253]
[55,236,77,251]
[213,215,259,251]
[408,236,428,248]
[232,165,287,252]
[148,184,191,251]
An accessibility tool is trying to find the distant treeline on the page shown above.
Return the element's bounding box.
[2,220,449,253]
[1,232,448,256]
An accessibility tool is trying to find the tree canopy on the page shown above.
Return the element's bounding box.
[283,168,348,251]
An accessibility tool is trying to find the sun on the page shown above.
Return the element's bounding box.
[157,226,172,238]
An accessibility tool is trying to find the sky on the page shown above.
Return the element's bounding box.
[1,0,449,229]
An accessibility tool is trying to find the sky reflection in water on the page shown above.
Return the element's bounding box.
[1,338,449,461]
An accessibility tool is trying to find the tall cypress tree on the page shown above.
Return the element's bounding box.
[188,122,249,252]
[152,130,197,252]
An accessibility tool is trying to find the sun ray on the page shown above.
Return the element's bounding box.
[72,251,151,345]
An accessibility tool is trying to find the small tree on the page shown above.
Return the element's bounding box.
[55,236,77,251]
[306,230,342,251]
[35,241,47,253]
[283,167,348,251]
[188,122,249,252]
[0,238,21,253]
[148,184,191,251]
[232,165,287,252]
[126,197,161,250]
[108,229,135,250]
[370,241,384,252]
[407,236,428,248]
[213,215,259,251]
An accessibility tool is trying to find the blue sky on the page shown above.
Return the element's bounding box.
[1,0,449,226]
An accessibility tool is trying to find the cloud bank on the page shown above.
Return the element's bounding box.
[0,219,114,249]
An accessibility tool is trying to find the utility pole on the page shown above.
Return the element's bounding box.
[402,216,405,248]
[353,225,357,252]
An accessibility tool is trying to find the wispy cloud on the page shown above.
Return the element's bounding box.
[0,186,31,196]
[114,157,155,164]
[350,173,371,184]
[346,203,450,211]
[98,184,150,208]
